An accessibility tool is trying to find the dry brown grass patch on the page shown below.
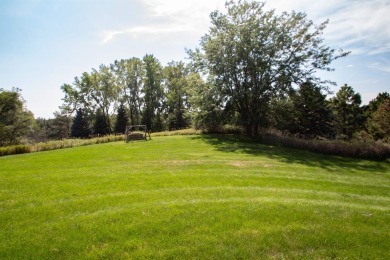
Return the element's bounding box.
[227,161,273,168]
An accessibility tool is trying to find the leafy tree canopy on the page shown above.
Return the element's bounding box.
[189,0,349,136]
[0,88,34,146]
[331,84,363,139]
[367,99,390,140]
[164,61,192,130]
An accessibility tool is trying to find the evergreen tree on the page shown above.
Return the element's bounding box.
[330,84,363,139]
[270,96,294,133]
[363,92,390,135]
[114,103,128,134]
[367,99,390,140]
[365,92,390,115]
[71,108,91,138]
[94,109,110,136]
[289,83,334,138]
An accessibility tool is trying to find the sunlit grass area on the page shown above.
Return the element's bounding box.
[1,135,389,259]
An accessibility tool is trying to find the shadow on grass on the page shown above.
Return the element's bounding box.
[191,135,390,173]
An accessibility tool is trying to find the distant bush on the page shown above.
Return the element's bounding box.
[258,132,390,161]
[153,128,202,137]
[152,126,242,137]
[203,125,243,135]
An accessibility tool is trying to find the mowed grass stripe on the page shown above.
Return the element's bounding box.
[2,187,390,213]
[1,135,389,259]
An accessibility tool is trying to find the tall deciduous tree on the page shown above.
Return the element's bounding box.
[142,54,164,131]
[164,61,191,130]
[60,83,80,115]
[187,72,233,130]
[64,65,119,134]
[331,84,363,139]
[0,88,34,146]
[111,58,143,125]
[188,0,349,136]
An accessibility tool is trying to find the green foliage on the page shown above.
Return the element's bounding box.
[49,111,71,139]
[259,131,390,160]
[164,61,192,130]
[364,92,390,141]
[189,0,348,136]
[0,88,35,146]
[31,135,124,152]
[186,73,234,131]
[29,112,71,142]
[0,144,31,156]
[286,82,334,138]
[1,136,389,258]
[152,128,202,137]
[60,83,79,114]
[29,117,50,143]
[0,135,125,156]
[114,103,128,134]
[269,96,294,132]
[71,108,91,138]
[63,65,119,134]
[367,99,390,141]
[142,54,165,131]
[94,109,111,135]
[111,58,144,125]
[365,92,390,116]
[331,84,364,139]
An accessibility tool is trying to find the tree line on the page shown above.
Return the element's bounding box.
[61,56,195,138]
[1,1,389,146]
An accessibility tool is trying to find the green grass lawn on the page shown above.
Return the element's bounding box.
[1,135,389,259]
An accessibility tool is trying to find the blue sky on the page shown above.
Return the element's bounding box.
[1,0,389,118]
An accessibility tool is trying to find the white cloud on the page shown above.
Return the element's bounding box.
[100,0,225,45]
[142,0,224,19]
[313,0,390,55]
[368,62,390,73]
[100,24,196,45]
[100,0,390,58]
[263,0,390,56]
[101,30,124,45]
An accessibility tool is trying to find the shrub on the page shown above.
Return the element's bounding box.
[203,125,243,135]
[258,132,390,160]
[0,145,32,156]
[0,135,126,157]
[153,129,202,137]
